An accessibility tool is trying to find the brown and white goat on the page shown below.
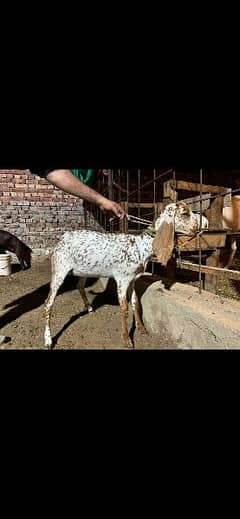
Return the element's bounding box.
[204,196,240,269]
[44,202,207,349]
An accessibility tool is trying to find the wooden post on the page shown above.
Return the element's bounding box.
[163,180,178,207]
[209,196,224,230]
[204,249,221,293]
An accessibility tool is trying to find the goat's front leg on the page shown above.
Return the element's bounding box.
[130,282,147,335]
[77,277,93,313]
[44,259,69,349]
[116,279,133,349]
[19,258,27,270]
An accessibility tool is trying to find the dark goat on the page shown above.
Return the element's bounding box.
[0,230,32,270]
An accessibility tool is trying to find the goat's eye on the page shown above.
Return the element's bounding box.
[179,205,188,215]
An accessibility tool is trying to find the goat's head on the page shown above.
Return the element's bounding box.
[152,202,208,266]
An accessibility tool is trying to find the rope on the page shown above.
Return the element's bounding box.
[109,214,153,226]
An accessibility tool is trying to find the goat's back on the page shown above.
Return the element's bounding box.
[53,230,153,279]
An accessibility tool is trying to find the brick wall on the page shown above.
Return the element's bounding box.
[0,170,101,250]
[2,169,238,250]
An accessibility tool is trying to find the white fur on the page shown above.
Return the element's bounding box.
[155,203,209,235]
[44,203,208,348]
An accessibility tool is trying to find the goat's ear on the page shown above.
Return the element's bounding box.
[203,208,211,220]
[152,220,175,266]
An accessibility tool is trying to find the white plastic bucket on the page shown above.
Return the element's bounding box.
[0,254,12,276]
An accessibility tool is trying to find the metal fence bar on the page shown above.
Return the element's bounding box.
[198,168,203,294]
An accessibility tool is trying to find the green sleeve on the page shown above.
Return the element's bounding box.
[71,169,96,187]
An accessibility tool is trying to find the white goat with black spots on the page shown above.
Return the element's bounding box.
[44,202,208,349]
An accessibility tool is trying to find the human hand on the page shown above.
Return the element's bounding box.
[99,199,126,220]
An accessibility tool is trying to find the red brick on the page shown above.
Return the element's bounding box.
[0,169,100,248]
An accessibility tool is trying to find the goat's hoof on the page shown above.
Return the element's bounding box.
[44,333,53,350]
[88,306,94,313]
[44,342,52,350]
[122,335,133,349]
[138,326,148,335]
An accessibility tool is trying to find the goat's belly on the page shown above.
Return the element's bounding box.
[71,251,141,278]
[72,262,137,279]
[72,266,113,278]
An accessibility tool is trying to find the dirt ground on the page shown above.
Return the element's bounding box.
[216,256,240,301]
[0,257,174,350]
[2,252,240,350]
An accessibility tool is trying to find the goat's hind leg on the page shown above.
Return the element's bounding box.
[44,256,70,349]
[77,277,94,313]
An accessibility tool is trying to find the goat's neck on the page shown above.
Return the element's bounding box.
[136,233,154,262]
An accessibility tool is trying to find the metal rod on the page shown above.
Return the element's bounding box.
[153,168,156,211]
[127,215,153,224]
[152,168,156,274]
[118,169,121,203]
[138,169,141,232]
[109,170,114,232]
[127,169,174,200]
[199,168,203,294]
[109,214,153,225]
[173,170,177,201]
[127,169,129,233]
[118,169,121,232]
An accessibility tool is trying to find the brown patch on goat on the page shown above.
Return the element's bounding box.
[119,297,133,348]
[152,221,175,266]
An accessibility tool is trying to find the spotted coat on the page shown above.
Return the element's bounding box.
[44,203,208,349]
